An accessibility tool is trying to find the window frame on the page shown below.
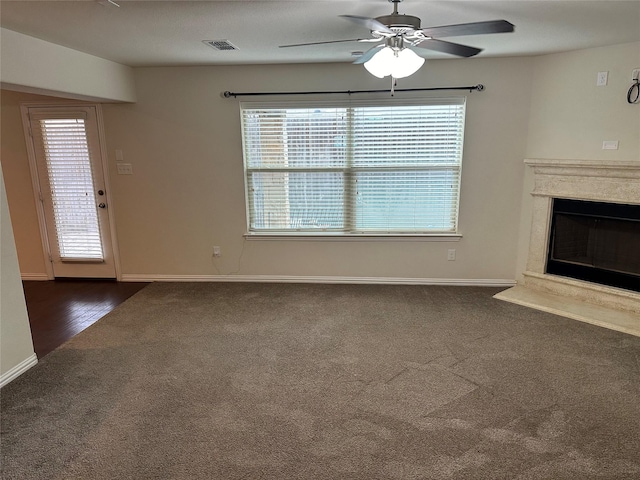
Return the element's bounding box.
[240,97,466,238]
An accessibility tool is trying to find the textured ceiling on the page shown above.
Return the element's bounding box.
[1,0,639,67]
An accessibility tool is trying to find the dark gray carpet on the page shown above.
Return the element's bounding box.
[2,283,639,479]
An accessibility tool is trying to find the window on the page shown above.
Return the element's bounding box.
[34,115,104,259]
[241,98,466,235]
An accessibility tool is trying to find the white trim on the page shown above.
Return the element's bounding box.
[95,104,123,281]
[20,104,55,280]
[0,354,38,388]
[241,97,467,110]
[121,274,516,287]
[20,103,120,279]
[241,99,466,236]
[244,233,462,242]
[20,273,49,281]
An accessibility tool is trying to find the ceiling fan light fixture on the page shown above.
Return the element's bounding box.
[364,46,425,79]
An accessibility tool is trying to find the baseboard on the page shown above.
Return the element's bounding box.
[21,273,49,281]
[0,353,38,388]
[121,274,516,287]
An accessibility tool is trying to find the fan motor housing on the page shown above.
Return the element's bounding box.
[375,14,421,30]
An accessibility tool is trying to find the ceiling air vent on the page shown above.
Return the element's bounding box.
[203,40,238,51]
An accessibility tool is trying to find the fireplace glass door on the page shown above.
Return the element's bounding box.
[547,199,640,292]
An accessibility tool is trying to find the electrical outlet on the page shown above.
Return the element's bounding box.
[213,246,221,257]
[602,140,619,150]
[596,71,608,86]
[633,69,640,82]
[447,249,456,261]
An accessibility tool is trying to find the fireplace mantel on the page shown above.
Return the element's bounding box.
[495,158,640,337]
[525,158,640,172]
[524,158,640,204]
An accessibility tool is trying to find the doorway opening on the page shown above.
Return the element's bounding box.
[21,105,119,279]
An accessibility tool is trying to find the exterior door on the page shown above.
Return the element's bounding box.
[25,105,116,278]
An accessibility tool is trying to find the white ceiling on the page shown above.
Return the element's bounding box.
[1,0,639,67]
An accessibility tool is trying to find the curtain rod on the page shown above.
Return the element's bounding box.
[222,84,484,98]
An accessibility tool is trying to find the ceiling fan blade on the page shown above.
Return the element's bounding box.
[352,44,385,65]
[340,15,394,34]
[412,39,482,57]
[419,20,514,38]
[279,38,374,48]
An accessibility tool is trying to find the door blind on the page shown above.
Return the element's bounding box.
[36,117,104,260]
[241,99,465,234]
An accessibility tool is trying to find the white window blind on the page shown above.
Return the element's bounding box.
[241,98,465,234]
[36,117,104,260]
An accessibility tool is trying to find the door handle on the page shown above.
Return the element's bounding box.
[98,203,106,209]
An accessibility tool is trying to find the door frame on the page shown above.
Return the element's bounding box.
[20,102,122,280]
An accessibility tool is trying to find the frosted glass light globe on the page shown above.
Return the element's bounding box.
[391,48,425,79]
[363,47,395,78]
[364,47,425,79]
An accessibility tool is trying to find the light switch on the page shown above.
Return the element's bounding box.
[115,149,124,161]
[117,163,133,174]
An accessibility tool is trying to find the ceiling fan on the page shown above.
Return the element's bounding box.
[280,0,514,78]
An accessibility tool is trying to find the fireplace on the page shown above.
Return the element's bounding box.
[547,198,640,293]
[494,159,640,337]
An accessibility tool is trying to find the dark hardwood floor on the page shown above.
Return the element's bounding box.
[22,279,149,359]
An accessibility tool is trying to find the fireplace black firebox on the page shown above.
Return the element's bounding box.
[546,198,640,292]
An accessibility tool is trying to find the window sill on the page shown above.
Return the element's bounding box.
[244,233,462,242]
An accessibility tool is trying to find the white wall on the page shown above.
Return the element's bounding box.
[0,91,59,276]
[0,163,36,386]
[98,58,532,282]
[2,57,535,282]
[0,28,136,103]
[527,41,640,162]
[516,41,640,280]
[9,42,637,284]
